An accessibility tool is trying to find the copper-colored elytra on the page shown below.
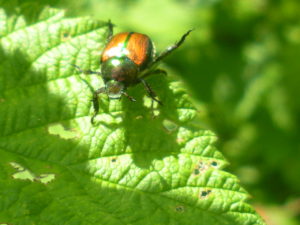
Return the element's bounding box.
[101,32,152,66]
[126,33,151,65]
[101,32,128,62]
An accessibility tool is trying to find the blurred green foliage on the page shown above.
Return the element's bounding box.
[1,0,299,223]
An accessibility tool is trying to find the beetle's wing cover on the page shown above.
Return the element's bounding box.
[127,33,153,68]
[101,32,153,69]
[101,32,129,62]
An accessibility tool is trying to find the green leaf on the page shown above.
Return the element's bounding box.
[0,7,265,225]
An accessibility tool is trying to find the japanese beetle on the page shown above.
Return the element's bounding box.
[73,21,192,123]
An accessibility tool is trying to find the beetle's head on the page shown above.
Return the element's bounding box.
[105,80,125,99]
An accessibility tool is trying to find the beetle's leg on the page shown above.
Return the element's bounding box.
[139,78,163,106]
[140,68,167,79]
[107,20,114,42]
[72,64,102,75]
[122,91,136,102]
[152,29,193,65]
[91,87,106,124]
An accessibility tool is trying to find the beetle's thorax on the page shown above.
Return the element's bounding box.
[101,56,139,86]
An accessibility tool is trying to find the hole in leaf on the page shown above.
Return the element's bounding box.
[111,157,117,163]
[210,161,218,168]
[193,168,200,175]
[48,123,80,139]
[10,162,35,181]
[10,162,55,184]
[61,32,71,41]
[37,174,56,184]
[175,205,185,213]
[200,190,212,199]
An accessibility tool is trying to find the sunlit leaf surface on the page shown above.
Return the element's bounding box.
[0,8,265,225]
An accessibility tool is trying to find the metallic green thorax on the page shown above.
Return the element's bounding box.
[101,57,139,86]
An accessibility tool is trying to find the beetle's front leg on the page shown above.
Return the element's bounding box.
[139,78,162,105]
[91,87,106,124]
[139,77,163,115]
[139,78,163,118]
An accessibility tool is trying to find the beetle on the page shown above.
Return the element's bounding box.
[73,21,192,124]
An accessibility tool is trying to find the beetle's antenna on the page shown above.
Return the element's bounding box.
[71,64,102,76]
[107,20,114,41]
[151,29,193,66]
[174,29,193,48]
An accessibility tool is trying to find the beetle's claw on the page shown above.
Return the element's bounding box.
[91,114,97,125]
